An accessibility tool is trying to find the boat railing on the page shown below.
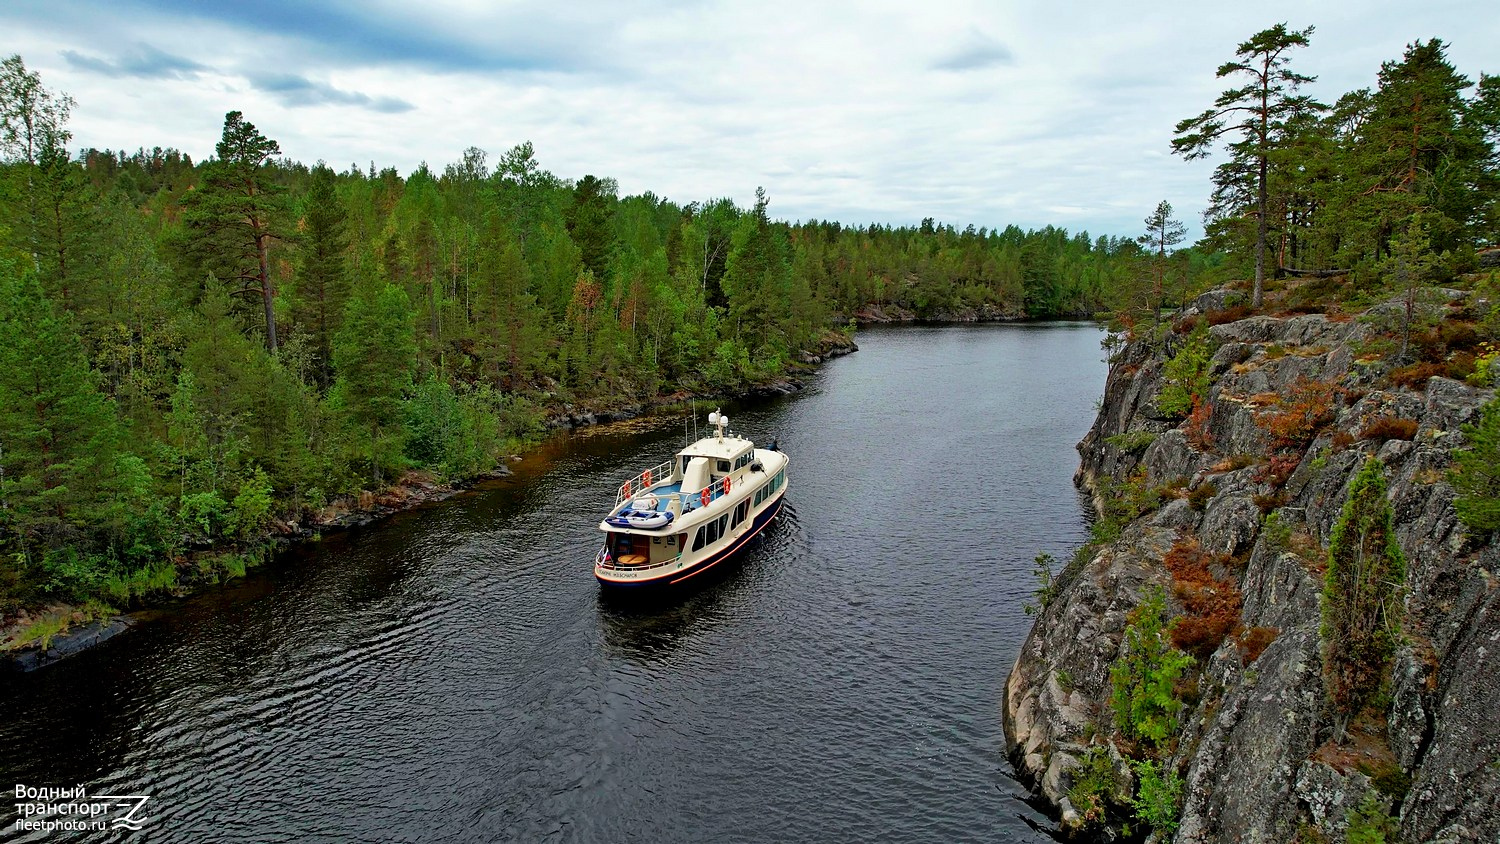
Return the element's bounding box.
[614,459,676,507]
[677,477,735,511]
[595,545,683,572]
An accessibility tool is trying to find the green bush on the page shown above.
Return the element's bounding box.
[1450,395,1500,531]
[1067,746,1117,826]
[1158,324,1214,418]
[1345,793,1399,844]
[1024,553,1058,615]
[1323,458,1406,733]
[1130,758,1184,835]
[1106,430,1159,453]
[1110,587,1195,748]
[230,467,275,539]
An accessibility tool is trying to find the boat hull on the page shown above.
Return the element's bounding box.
[595,493,785,591]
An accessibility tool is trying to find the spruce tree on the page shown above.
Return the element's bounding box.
[331,281,417,484]
[296,163,349,386]
[0,260,121,542]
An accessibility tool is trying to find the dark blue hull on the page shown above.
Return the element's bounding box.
[596,494,785,592]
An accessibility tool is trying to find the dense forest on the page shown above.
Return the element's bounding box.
[2,26,1494,621]
[0,56,1141,615]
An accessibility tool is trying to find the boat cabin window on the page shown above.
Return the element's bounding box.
[692,514,732,551]
[717,459,731,473]
[732,500,749,529]
[734,453,751,470]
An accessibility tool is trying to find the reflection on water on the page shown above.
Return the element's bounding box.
[2,323,1103,843]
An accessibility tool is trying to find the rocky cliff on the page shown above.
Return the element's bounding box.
[1004,289,1499,842]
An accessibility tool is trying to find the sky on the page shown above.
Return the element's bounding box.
[2,0,1496,240]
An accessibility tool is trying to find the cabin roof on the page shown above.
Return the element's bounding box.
[678,435,753,460]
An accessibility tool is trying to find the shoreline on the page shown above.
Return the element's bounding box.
[1,335,859,672]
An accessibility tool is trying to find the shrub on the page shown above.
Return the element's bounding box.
[1237,626,1280,664]
[1094,468,1166,541]
[230,467,275,539]
[1450,395,1500,531]
[1024,553,1058,616]
[1110,588,1194,748]
[1205,304,1252,326]
[1323,458,1406,735]
[1210,453,1256,473]
[1163,537,1243,660]
[1468,342,1498,387]
[1257,378,1340,453]
[1157,325,1214,419]
[1261,510,1292,550]
[1106,430,1158,453]
[1186,481,1217,511]
[1185,394,1215,450]
[1386,361,1445,390]
[1358,416,1419,441]
[1067,746,1117,826]
[1344,793,1399,844]
[1129,758,1184,835]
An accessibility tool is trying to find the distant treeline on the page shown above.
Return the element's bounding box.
[0,56,1140,610]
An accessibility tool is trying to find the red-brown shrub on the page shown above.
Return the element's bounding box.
[1185,394,1215,450]
[1206,304,1253,326]
[1358,416,1419,441]
[1387,362,1445,390]
[1256,378,1340,453]
[1237,627,1280,665]
[1163,537,1243,660]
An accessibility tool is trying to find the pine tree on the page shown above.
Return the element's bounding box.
[1137,200,1187,325]
[1173,24,1321,307]
[180,111,287,351]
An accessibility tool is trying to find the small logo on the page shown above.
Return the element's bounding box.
[11,784,151,833]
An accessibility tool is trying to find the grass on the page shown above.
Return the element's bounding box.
[9,613,69,651]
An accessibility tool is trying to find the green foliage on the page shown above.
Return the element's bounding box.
[1105,430,1158,453]
[1110,587,1194,748]
[230,467,274,540]
[1129,758,1184,835]
[179,491,229,539]
[1024,552,1058,615]
[1345,793,1399,844]
[1450,395,1500,531]
[1093,468,1167,543]
[1172,23,1319,307]
[1066,747,1117,827]
[1158,325,1214,418]
[1322,458,1406,730]
[1262,510,1293,552]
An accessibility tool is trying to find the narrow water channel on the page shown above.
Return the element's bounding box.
[1,322,1106,843]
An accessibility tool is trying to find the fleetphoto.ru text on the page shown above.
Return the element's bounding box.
[11,785,150,833]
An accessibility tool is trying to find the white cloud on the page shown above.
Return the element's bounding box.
[3,0,1496,240]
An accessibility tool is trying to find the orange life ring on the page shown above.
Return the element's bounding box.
[621,480,632,498]
[700,487,711,506]
[722,477,731,494]
[643,469,652,485]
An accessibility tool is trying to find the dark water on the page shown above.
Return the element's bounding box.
[1,323,1106,843]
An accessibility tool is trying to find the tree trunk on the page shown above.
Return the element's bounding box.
[1255,155,1268,309]
[255,227,278,352]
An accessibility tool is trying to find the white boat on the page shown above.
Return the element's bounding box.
[595,410,788,590]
